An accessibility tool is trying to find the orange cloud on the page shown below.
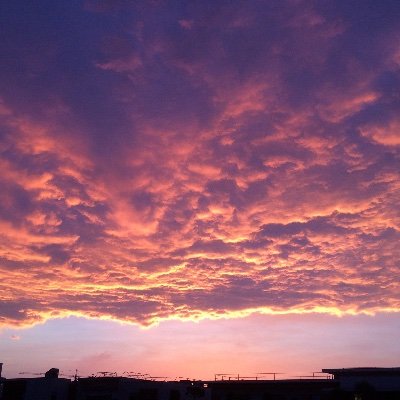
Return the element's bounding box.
[0,1,399,330]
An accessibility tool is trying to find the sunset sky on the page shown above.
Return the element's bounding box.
[0,0,399,379]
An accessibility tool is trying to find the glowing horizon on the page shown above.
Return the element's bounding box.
[1,313,400,380]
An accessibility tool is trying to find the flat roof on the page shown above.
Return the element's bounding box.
[322,368,400,376]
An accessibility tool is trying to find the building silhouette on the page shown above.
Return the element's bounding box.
[1,363,399,400]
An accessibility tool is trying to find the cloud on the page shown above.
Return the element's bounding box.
[0,0,399,328]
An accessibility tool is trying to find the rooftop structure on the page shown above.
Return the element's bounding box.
[322,367,400,392]
[322,367,400,376]
[0,363,399,400]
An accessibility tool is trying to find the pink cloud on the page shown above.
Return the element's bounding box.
[0,0,399,329]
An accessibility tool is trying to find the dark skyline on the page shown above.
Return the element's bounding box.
[0,0,399,379]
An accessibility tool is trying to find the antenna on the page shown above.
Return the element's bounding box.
[96,371,117,377]
[149,376,169,381]
[214,373,236,381]
[254,372,284,381]
[19,372,44,377]
[58,369,81,381]
[215,372,283,381]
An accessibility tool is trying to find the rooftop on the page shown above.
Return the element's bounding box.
[322,367,400,377]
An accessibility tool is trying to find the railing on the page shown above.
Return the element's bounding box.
[214,373,282,381]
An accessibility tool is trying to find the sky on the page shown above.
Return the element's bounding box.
[0,0,399,379]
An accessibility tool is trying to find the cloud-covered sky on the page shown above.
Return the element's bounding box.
[0,0,399,333]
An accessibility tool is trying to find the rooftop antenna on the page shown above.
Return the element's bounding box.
[122,371,138,377]
[214,373,237,381]
[96,371,117,377]
[149,376,169,381]
[59,369,80,381]
[255,372,284,381]
[19,372,44,377]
